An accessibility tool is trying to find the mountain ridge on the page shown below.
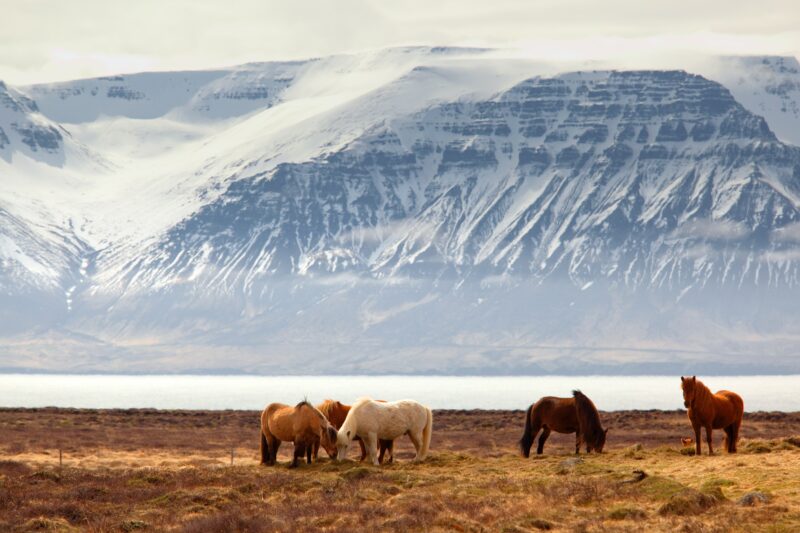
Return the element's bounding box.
[2,49,800,374]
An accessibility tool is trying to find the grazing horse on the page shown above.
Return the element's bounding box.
[260,401,338,467]
[315,400,394,463]
[337,398,433,465]
[680,376,744,455]
[519,390,608,457]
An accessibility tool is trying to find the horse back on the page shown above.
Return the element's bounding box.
[262,402,289,428]
[350,398,427,438]
[532,397,579,434]
[712,390,744,428]
[265,403,304,441]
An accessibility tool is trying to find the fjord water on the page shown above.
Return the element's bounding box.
[1,374,799,411]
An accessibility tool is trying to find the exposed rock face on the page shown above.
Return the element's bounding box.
[107,71,799,294]
[2,52,800,373]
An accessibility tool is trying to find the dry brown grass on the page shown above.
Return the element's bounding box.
[1,408,799,531]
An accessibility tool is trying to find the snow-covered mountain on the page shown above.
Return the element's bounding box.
[2,48,800,374]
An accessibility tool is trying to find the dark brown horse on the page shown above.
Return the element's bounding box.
[519,390,608,457]
[316,399,393,463]
[680,376,744,455]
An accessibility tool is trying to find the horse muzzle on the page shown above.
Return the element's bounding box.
[683,401,690,408]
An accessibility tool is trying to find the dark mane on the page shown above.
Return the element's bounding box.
[295,399,312,409]
[572,390,605,447]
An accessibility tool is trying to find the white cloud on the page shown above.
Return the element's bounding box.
[0,0,798,84]
[672,219,750,241]
[771,222,800,243]
[762,249,800,263]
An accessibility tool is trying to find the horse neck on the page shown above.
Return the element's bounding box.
[693,381,712,407]
[339,410,356,435]
[575,398,602,432]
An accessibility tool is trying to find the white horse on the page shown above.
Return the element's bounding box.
[336,398,433,465]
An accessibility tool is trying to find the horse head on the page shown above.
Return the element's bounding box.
[680,376,697,408]
[336,427,353,461]
[320,424,338,459]
[595,428,609,452]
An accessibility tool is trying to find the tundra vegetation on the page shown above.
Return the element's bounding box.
[0,408,799,531]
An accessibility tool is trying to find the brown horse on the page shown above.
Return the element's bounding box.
[316,399,393,463]
[680,376,744,455]
[260,401,338,467]
[519,390,608,457]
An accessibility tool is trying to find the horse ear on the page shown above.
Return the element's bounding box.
[680,376,684,382]
[692,376,696,383]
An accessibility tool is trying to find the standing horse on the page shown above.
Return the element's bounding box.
[336,398,433,465]
[680,376,744,455]
[260,401,338,467]
[519,390,608,457]
[315,400,394,463]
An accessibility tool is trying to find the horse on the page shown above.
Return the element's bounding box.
[680,376,744,455]
[336,398,433,465]
[519,390,608,457]
[260,400,338,467]
[315,399,394,463]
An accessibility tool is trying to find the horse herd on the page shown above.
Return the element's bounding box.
[259,376,745,468]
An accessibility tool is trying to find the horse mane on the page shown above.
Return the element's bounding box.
[572,390,605,446]
[317,399,336,417]
[295,399,331,427]
[339,398,373,438]
[689,378,714,410]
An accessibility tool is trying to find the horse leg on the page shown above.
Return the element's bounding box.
[705,426,714,456]
[306,443,313,464]
[312,440,319,461]
[264,434,279,466]
[291,442,305,468]
[575,431,583,455]
[408,430,424,462]
[730,420,741,453]
[377,439,391,464]
[692,421,702,456]
[271,439,281,465]
[364,433,379,466]
[536,427,551,455]
[383,440,394,464]
[357,437,368,462]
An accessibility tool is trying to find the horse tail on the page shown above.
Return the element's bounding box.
[260,430,270,464]
[420,407,433,459]
[519,403,535,458]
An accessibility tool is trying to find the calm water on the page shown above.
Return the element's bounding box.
[1,374,799,411]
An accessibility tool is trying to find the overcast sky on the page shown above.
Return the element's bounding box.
[2,0,798,84]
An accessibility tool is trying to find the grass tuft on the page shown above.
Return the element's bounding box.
[608,505,647,520]
[658,489,718,516]
[120,519,149,531]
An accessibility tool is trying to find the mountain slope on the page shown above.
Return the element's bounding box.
[1,50,800,373]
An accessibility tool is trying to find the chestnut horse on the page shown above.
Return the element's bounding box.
[315,400,394,463]
[519,390,608,457]
[260,401,338,467]
[680,376,744,455]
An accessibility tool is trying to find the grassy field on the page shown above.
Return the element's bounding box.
[1,408,799,531]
